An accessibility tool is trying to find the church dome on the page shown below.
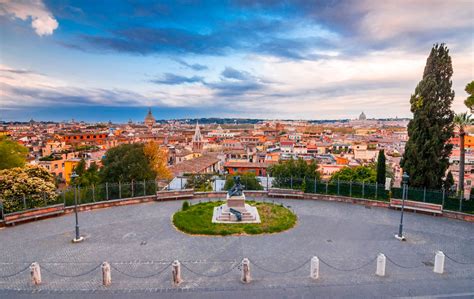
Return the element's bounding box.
[144,108,156,128]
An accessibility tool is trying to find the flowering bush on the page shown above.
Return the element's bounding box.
[0,166,57,213]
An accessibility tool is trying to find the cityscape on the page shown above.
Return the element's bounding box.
[1,1,473,298]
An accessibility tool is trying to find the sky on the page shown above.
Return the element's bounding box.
[0,0,473,122]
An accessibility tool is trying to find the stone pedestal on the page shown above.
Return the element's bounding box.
[212,193,261,223]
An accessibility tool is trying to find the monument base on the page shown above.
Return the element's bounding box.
[212,194,261,223]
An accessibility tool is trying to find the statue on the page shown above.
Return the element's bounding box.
[228,176,245,197]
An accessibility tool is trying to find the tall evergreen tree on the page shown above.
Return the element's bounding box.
[400,44,455,189]
[376,149,386,185]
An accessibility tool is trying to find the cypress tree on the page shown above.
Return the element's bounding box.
[376,149,386,185]
[400,44,455,189]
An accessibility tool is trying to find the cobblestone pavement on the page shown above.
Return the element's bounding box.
[0,198,473,298]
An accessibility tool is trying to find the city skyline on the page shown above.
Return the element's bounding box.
[1,0,473,121]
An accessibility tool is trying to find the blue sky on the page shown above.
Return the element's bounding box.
[0,0,473,122]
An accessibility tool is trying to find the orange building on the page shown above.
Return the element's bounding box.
[224,161,270,176]
[58,133,108,144]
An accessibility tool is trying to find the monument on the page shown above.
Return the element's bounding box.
[212,176,261,223]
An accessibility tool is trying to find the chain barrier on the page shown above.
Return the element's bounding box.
[385,256,424,269]
[249,258,312,274]
[180,261,239,278]
[41,263,102,278]
[319,256,377,272]
[0,264,31,279]
[444,253,474,265]
[109,262,172,279]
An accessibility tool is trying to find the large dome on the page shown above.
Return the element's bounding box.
[144,108,156,127]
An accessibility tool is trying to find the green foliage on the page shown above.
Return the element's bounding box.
[464,81,474,111]
[182,200,190,211]
[100,143,156,183]
[269,158,320,188]
[173,201,297,235]
[330,165,376,183]
[224,173,263,191]
[73,159,100,187]
[185,174,213,191]
[0,137,28,170]
[376,150,386,185]
[444,171,455,192]
[401,44,455,189]
[0,166,57,213]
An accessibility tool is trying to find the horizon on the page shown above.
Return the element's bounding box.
[1,1,473,121]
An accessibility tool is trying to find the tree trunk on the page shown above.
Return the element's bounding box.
[459,130,465,198]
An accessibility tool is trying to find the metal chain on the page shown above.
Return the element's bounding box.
[249,258,312,274]
[109,262,172,279]
[180,262,238,278]
[0,264,31,279]
[41,263,102,278]
[385,256,423,269]
[444,253,474,265]
[319,256,377,272]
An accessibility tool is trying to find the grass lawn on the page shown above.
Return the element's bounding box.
[173,200,297,236]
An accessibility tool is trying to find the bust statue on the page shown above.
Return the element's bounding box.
[228,176,245,197]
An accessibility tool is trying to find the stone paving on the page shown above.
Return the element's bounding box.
[0,198,473,297]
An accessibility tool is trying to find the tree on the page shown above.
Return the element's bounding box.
[444,171,455,193]
[330,165,377,183]
[0,137,28,170]
[268,158,320,188]
[143,141,172,180]
[463,81,474,112]
[376,150,386,185]
[224,173,263,191]
[73,159,100,187]
[100,143,156,183]
[185,174,213,191]
[0,166,57,213]
[400,44,455,189]
[453,112,473,196]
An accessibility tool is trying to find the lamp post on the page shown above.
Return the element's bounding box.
[71,171,84,243]
[395,172,409,241]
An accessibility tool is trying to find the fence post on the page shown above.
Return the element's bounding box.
[102,262,111,286]
[143,180,146,196]
[106,182,109,200]
[172,260,183,286]
[78,186,81,204]
[267,174,269,191]
[119,182,122,199]
[376,253,386,277]
[314,178,317,193]
[375,183,378,200]
[92,184,95,202]
[459,191,463,212]
[362,182,365,198]
[214,179,217,191]
[337,179,340,195]
[180,177,183,190]
[131,180,134,197]
[62,190,66,205]
[290,176,293,189]
[0,198,3,220]
[423,187,426,202]
[350,181,352,197]
[30,262,41,285]
[241,258,251,283]
[434,251,445,274]
[23,194,27,209]
[325,181,328,194]
[442,188,445,207]
[310,256,319,280]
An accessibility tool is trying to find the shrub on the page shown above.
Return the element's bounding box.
[182,200,190,211]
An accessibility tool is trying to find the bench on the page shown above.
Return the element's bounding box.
[4,204,65,225]
[268,188,304,198]
[156,189,194,201]
[390,198,443,215]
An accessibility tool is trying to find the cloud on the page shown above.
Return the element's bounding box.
[150,73,204,85]
[221,67,252,81]
[0,0,58,36]
[174,59,208,71]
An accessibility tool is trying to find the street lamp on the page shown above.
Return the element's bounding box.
[70,171,84,243]
[395,172,409,241]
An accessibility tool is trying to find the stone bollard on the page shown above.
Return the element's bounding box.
[30,262,41,285]
[172,260,183,286]
[434,251,445,274]
[241,258,251,283]
[102,262,111,286]
[376,253,386,277]
[310,256,319,280]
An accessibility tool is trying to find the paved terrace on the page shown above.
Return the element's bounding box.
[0,198,473,298]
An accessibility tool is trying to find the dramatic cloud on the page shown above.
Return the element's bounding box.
[150,73,204,85]
[0,0,58,36]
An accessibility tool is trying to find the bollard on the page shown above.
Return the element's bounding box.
[241,258,251,283]
[172,260,183,286]
[30,262,41,285]
[102,262,111,286]
[376,253,386,277]
[310,256,319,280]
[434,251,445,274]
